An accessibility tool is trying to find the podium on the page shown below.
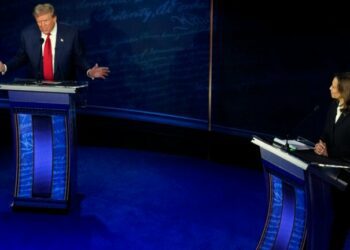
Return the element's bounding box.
[0,80,88,210]
[252,136,350,250]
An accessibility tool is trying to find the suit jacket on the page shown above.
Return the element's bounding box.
[7,23,90,81]
[321,100,350,160]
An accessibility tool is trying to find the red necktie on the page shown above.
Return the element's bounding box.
[43,33,54,81]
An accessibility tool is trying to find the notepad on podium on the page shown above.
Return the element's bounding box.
[273,137,315,151]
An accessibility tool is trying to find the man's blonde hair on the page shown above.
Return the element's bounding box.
[33,3,55,17]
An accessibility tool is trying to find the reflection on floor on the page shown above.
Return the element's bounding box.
[0,144,266,249]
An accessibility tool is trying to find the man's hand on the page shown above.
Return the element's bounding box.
[88,63,110,79]
[0,61,6,74]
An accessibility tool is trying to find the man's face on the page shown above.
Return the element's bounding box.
[35,12,56,35]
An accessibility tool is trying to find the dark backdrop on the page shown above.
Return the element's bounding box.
[212,2,350,140]
[1,1,350,141]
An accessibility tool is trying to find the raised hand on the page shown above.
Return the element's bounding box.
[0,61,6,73]
[88,63,110,79]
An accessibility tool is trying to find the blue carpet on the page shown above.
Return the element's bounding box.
[0,145,267,249]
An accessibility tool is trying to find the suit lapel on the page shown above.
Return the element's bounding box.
[32,28,42,77]
[54,25,63,79]
[335,111,349,127]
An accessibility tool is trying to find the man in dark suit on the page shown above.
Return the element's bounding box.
[0,3,109,81]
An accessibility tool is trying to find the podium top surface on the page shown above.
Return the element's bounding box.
[0,79,88,94]
[252,136,350,169]
[251,136,309,170]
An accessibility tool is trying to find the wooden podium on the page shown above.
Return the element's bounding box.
[0,80,88,210]
[252,136,350,250]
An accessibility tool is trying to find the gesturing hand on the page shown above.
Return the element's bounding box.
[88,63,110,79]
[0,61,6,73]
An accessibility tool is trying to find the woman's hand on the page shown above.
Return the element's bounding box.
[314,140,328,156]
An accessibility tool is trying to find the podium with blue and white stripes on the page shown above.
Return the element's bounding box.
[0,81,87,210]
[252,136,308,249]
[252,136,350,249]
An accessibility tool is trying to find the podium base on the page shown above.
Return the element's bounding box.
[11,197,69,211]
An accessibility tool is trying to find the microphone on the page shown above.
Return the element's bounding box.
[37,37,44,82]
[285,104,320,152]
[291,105,320,136]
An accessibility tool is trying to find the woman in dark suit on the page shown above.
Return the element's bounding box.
[314,72,350,249]
[0,3,109,81]
[314,72,350,161]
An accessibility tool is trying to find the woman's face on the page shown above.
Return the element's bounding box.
[330,77,342,101]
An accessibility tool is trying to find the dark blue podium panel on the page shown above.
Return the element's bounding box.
[252,137,308,250]
[253,136,350,249]
[15,112,68,201]
[0,82,87,210]
[259,163,307,249]
[12,95,72,209]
